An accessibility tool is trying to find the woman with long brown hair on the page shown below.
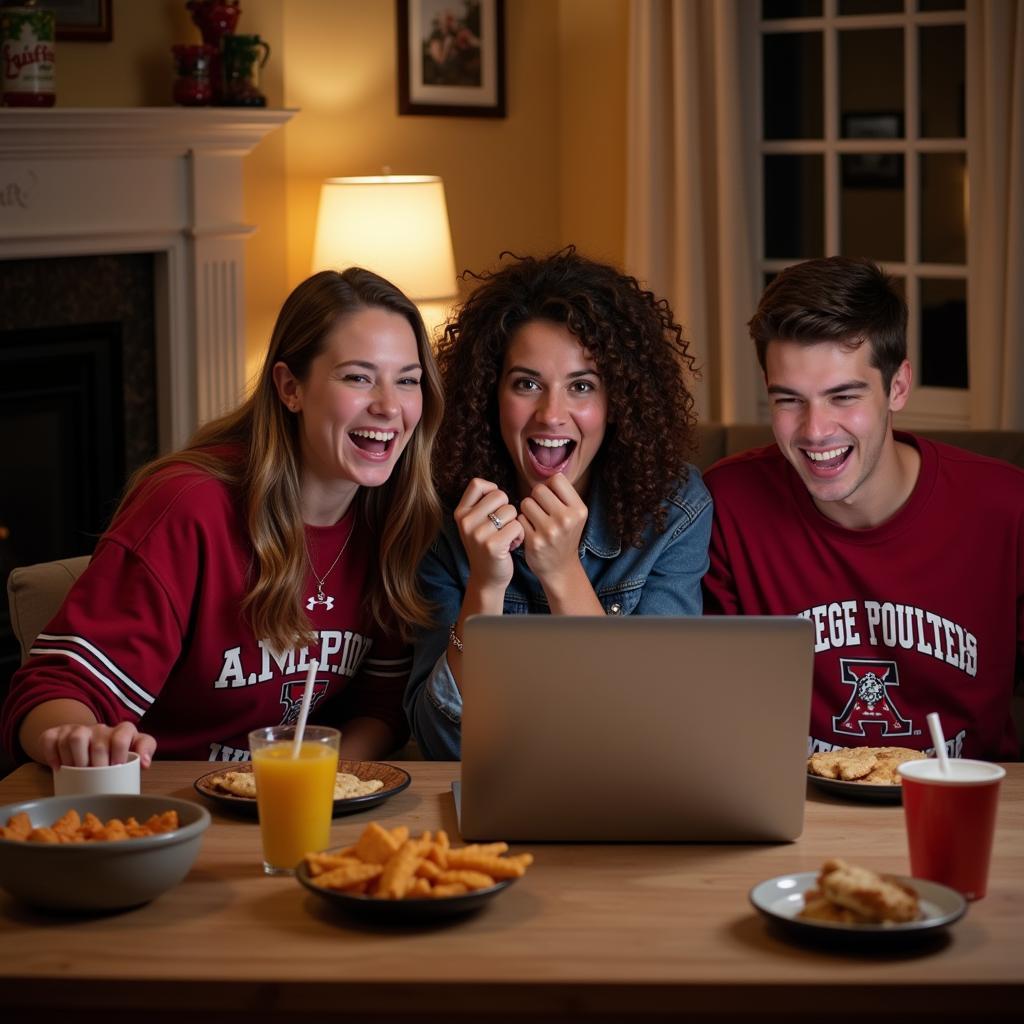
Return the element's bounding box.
[2,268,443,768]
[405,249,711,759]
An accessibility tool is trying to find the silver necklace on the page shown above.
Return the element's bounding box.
[305,517,355,611]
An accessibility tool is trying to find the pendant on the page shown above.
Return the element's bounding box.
[306,589,335,611]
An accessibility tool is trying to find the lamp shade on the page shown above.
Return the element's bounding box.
[312,175,458,302]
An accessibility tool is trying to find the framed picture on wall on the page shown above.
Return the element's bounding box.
[46,0,112,41]
[397,0,506,118]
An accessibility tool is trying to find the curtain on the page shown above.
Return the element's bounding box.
[968,0,1024,429]
[625,0,760,423]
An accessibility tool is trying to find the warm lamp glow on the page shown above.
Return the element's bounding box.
[312,175,458,306]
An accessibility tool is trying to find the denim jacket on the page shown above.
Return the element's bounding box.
[404,467,713,759]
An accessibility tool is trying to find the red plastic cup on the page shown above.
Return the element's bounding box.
[898,758,1005,900]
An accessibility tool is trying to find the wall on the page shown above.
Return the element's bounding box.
[236,0,287,388]
[557,0,628,268]
[53,0,190,106]
[280,0,628,295]
[40,0,629,397]
[280,0,561,300]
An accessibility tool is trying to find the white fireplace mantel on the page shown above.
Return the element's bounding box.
[0,107,296,450]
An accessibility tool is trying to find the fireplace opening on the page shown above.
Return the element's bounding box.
[0,253,158,703]
[1,322,126,563]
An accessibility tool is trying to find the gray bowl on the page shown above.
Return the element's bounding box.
[0,793,210,911]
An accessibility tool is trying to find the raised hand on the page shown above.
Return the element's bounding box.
[517,473,588,588]
[453,477,526,597]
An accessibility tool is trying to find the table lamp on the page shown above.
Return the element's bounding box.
[312,174,458,340]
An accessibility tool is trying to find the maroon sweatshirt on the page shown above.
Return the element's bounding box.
[2,464,410,762]
[703,433,1024,761]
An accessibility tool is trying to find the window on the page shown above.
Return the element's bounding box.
[757,0,968,426]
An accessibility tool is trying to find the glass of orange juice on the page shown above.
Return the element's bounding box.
[248,724,340,875]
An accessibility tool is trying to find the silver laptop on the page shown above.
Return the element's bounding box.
[457,615,814,842]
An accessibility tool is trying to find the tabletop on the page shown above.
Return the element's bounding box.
[0,760,1021,1023]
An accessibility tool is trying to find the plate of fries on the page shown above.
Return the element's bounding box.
[193,760,411,817]
[297,821,533,921]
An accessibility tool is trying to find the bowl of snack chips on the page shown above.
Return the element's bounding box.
[0,793,210,911]
[297,821,533,922]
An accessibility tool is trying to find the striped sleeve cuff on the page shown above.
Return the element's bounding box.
[30,633,155,717]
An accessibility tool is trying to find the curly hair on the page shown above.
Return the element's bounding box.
[434,248,699,549]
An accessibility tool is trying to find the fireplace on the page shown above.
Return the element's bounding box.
[0,107,293,696]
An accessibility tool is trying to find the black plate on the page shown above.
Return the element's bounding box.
[807,772,903,803]
[296,858,515,922]
[749,871,966,947]
[193,760,411,817]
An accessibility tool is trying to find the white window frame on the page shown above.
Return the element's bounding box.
[754,0,969,428]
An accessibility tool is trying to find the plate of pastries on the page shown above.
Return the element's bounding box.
[194,760,411,816]
[750,857,966,946]
[806,746,927,802]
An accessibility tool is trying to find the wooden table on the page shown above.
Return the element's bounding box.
[0,762,1021,1023]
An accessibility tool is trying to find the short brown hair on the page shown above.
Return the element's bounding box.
[748,256,907,390]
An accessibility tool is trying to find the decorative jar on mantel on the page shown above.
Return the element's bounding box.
[172,43,217,106]
[187,0,241,45]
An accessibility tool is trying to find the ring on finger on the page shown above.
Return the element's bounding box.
[487,511,503,530]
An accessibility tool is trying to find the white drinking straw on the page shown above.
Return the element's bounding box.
[291,658,318,758]
[926,711,951,776]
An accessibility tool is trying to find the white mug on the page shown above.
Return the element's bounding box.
[53,751,141,796]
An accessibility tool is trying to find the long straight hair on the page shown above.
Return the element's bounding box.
[119,269,443,650]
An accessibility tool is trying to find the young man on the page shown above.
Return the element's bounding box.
[702,256,1024,761]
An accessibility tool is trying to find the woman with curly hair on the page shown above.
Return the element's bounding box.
[405,249,711,759]
[4,269,443,769]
